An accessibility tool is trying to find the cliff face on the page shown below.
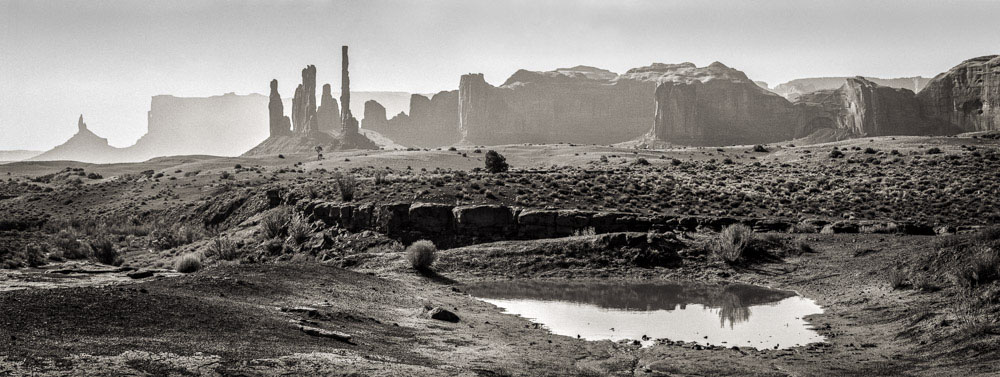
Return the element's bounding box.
[459,66,656,145]
[363,91,460,148]
[647,62,802,146]
[917,55,1000,133]
[774,76,932,101]
[137,93,271,157]
[793,77,942,137]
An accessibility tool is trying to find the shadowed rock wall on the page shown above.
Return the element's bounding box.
[917,55,1000,133]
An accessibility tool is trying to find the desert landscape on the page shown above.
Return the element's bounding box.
[2,1,1000,376]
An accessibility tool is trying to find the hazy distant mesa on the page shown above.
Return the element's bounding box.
[20,53,1000,163]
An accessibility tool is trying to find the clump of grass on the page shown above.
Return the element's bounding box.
[286,213,314,245]
[89,237,122,266]
[951,246,1000,290]
[207,237,240,261]
[405,240,437,271]
[334,172,357,201]
[261,211,287,239]
[175,253,202,273]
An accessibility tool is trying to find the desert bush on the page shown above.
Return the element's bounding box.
[86,172,102,179]
[753,145,769,153]
[926,147,942,155]
[175,253,202,273]
[712,224,754,264]
[53,230,88,259]
[207,237,240,260]
[89,237,122,266]
[829,149,845,158]
[484,150,509,173]
[261,211,287,239]
[152,224,205,250]
[405,240,437,270]
[286,213,314,245]
[334,172,357,201]
[573,227,597,237]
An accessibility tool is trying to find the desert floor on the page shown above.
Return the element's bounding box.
[1,135,999,376]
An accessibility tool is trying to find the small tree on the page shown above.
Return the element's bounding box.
[315,145,324,160]
[484,150,509,173]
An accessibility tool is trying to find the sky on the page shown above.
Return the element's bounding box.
[1,0,998,151]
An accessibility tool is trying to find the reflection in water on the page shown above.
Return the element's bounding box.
[465,280,824,349]
[465,281,792,328]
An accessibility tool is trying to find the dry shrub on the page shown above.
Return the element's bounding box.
[207,237,240,261]
[175,253,202,273]
[406,240,437,270]
[712,224,754,264]
[89,237,122,266]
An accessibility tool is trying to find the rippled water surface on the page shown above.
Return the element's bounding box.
[465,280,824,349]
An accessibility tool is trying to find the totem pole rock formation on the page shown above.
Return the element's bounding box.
[341,46,360,136]
[316,83,341,133]
[77,114,87,132]
[269,79,292,136]
[292,65,318,134]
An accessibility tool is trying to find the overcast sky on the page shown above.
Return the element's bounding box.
[2,0,998,150]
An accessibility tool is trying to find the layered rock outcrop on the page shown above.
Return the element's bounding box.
[774,76,932,101]
[362,91,461,148]
[299,200,935,248]
[459,66,656,145]
[917,55,1000,132]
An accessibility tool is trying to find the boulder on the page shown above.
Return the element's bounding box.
[820,221,859,234]
[453,205,516,237]
[517,209,559,238]
[427,307,460,323]
[408,203,454,234]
